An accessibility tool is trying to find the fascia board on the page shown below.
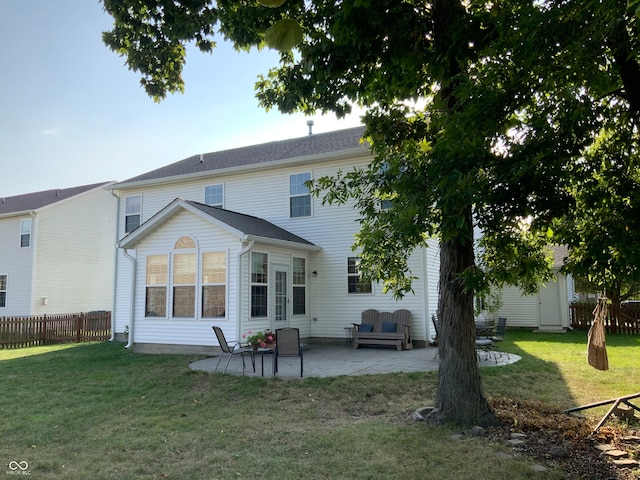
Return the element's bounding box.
[244,235,322,252]
[0,210,35,219]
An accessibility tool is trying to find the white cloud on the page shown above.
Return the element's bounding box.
[41,128,61,136]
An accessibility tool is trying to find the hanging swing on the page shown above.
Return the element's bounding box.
[565,297,640,433]
[587,298,609,371]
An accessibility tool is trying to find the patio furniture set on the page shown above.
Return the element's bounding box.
[431,315,508,362]
[211,311,506,377]
[212,326,303,377]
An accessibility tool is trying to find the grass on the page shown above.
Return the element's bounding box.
[0,330,638,479]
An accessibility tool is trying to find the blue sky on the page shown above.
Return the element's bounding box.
[0,0,363,198]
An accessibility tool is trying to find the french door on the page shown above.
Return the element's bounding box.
[273,266,289,329]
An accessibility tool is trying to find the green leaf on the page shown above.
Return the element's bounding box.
[258,0,286,7]
[265,18,302,51]
[628,0,640,17]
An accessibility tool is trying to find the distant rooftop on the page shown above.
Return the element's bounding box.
[0,182,114,217]
[114,126,368,188]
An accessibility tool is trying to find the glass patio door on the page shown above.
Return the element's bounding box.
[273,267,289,328]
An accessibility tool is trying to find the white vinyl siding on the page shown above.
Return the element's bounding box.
[0,216,34,315]
[127,210,239,346]
[31,187,116,316]
[114,152,431,345]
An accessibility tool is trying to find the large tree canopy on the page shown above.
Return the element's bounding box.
[102,0,640,425]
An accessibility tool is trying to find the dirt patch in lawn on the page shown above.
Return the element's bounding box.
[488,396,639,480]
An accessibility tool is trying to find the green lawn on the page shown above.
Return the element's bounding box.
[0,330,638,479]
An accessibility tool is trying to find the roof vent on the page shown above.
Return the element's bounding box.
[199,154,204,163]
[307,120,314,136]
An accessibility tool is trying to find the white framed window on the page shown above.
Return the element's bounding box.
[290,172,311,218]
[202,252,226,318]
[204,184,224,207]
[20,219,31,248]
[0,274,7,308]
[292,257,306,315]
[145,255,167,317]
[347,257,372,294]
[172,236,196,318]
[125,195,142,233]
[251,252,268,317]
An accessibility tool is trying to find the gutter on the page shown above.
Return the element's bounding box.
[236,240,254,341]
[121,248,137,349]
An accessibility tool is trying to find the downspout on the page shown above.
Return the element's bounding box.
[109,190,121,342]
[121,248,137,349]
[236,240,254,340]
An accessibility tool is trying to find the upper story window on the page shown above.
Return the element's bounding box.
[380,199,393,211]
[290,172,311,218]
[347,257,372,294]
[0,275,7,308]
[205,184,224,207]
[125,195,141,233]
[20,219,32,248]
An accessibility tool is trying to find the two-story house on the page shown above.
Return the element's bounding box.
[0,183,117,316]
[110,127,440,353]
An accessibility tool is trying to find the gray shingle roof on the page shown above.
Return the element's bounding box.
[115,126,367,187]
[0,182,113,216]
[184,200,317,246]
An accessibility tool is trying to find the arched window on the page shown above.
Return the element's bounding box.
[175,236,196,249]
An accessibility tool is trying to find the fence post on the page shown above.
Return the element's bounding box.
[41,314,47,345]
[77,313,83,343]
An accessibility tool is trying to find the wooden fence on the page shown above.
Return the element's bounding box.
[570,302,640,335]
[0,311,111,349]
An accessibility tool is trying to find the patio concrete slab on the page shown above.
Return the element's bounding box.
[188,344,521,379]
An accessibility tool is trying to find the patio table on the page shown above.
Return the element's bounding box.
[243,346,275,377]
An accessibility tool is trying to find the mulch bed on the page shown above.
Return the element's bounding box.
[488,396,639,480]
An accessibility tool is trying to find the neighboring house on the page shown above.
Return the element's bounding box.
[483,246,575,331]
[0,183,117,316]
[110,127,440,353]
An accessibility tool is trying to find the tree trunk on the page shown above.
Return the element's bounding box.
[429,207,500,427]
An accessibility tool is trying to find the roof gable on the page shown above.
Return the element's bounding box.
[0,182,114,217]
[114,126,367,188]
[119,199,320,251]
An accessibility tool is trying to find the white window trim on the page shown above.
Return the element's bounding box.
[347,256,373,295]
[250,251,269,318]
[124,194,142,234]
[289,171,313,218]
[0,274,7,309]
[20,218,32,248]
[144,254,169,318]
[201,250,228,319]
[292,256,307,316]
[204,183,224,208]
